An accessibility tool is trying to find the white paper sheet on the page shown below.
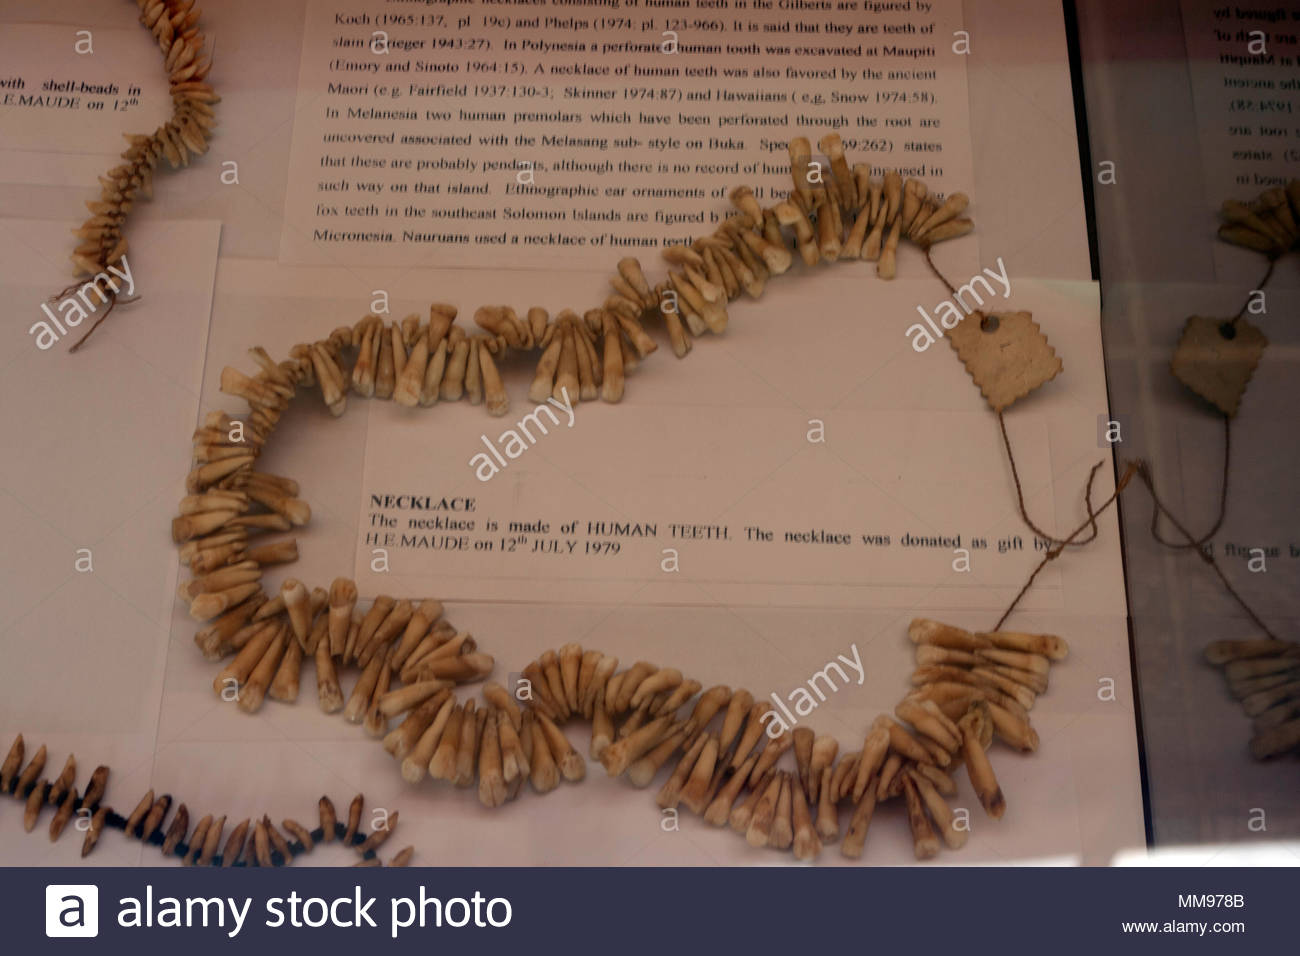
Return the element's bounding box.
[141,263,1144,866]
[354,277,1077,610]
[1180,0,1300,286]
[280,0,977,271]
[0,23,174,187]
[0,217,220,864]
[1180,0,1300,199]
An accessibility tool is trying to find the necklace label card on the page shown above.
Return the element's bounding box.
[0,25,170,188]
[350,280,1097,611]
[1170,315,1267,417]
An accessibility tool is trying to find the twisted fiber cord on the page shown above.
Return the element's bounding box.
[1144,256,1281,549]
[997,235,1277,550]
[995,369,1275,636]
[921,243,1119,626]
[999,411,1103,549]
[993,462,1135,631]
[925,243,1105,550]
[1145,415,1230,550]
[1130,460,1279,641]
[67,289,123,353]
[927,241,1284,638]
[1132,253,1284,635]
[921,244,958,298]
[45,278,125,354]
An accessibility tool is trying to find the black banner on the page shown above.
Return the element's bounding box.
[16,865,1282,953]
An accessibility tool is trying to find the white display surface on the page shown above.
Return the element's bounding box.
[0,218,220,865]
[0,0,1145,866]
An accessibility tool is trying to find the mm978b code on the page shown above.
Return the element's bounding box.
[1178,895,1244,908]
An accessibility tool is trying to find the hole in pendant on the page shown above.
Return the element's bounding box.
[980,314,999,333]
[1219,321,1237,340]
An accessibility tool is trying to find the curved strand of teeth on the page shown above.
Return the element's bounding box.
[61,1,220,348]
[1216,180,1300,257]
[172,569,1068,861]
[0,734,412,866]
[153,129,1066,864]
[185,135,973,449]
[1203,639,1300,759]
